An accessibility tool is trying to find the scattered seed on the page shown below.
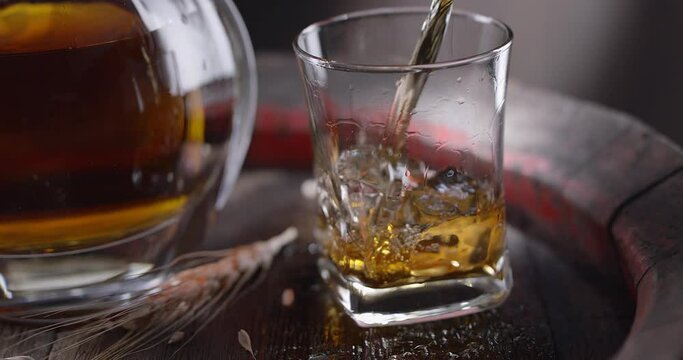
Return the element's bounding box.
[168,331,185,345]
[238,329,256,359]
[300,179,317,200]
[281,288,295,307]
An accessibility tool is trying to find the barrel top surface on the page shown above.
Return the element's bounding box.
[1,53,681,359]
[0,171,633,359]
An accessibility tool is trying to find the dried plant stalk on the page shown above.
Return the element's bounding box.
[5,227,297,360]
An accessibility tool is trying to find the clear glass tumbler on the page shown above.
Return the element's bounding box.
[294,8,513,326]
[0,0,256,311]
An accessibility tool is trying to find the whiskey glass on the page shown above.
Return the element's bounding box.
[294,8,513,326]
[0,0,256,311]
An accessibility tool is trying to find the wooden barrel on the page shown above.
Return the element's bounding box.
[242,53,683,360]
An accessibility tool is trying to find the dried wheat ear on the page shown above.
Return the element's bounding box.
[4,227,298,360]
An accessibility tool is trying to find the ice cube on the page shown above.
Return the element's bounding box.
[413,168,479,217]
[336,146,384,185]
[339,180,381,223]
[335,146,393,224]
[427,168,476,199]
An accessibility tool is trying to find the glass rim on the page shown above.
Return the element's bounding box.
[292,7,513,73]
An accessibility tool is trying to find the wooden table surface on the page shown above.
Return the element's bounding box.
[1,53,681,359]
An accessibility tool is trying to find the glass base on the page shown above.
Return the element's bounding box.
[318,252,512,327]
[0,219,180,321]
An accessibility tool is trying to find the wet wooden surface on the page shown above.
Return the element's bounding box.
[0,170,633,359]
[1,53,682,359]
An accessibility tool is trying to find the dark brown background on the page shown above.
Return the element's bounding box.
[235,0,683,146]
